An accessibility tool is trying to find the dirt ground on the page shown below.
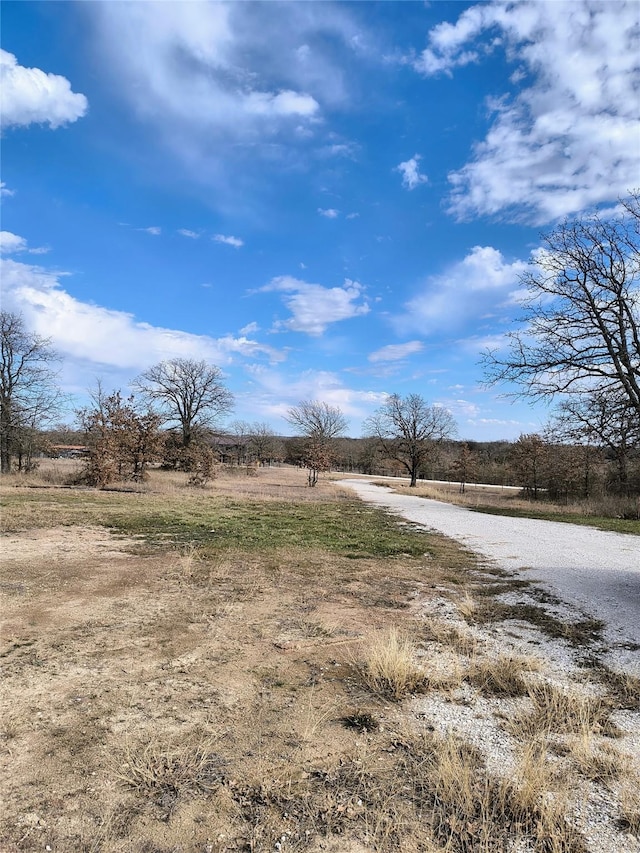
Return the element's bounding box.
[1,465,639,852]
[0,470,430,851]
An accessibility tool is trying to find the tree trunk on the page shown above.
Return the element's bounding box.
[1,412,12,473]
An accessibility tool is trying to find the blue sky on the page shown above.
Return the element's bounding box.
[1,0,638,440]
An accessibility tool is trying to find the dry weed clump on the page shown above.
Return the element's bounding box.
[557,736,626,783]
[508,681,619,741]
[422,616,479,657]
[115,734,224,818]
[467,654,541,698]
[618,776,640,834]
[593,666,640,711]
[357,628,428,700]
[392,729,585,853]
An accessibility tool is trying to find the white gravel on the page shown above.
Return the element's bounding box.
[339,479,640,673]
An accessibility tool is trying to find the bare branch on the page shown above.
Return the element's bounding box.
[363,393,457,487]
[483,191,640,420]
[134,358,233,449]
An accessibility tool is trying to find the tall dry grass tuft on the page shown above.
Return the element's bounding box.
[618,776,640,834]
[508,681,618,741]
[358,628,427,699]
[467,654,540,698]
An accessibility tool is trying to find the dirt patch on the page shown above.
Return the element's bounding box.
[2,525,140,564]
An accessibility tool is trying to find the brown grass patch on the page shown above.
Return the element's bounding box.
[467,654,540,698]
[355,628,428,700]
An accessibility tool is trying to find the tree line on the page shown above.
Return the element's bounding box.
[2,193,638,498]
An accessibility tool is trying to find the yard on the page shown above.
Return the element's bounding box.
[1,463,638,852]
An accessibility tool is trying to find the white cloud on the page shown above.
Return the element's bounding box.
[213,234,244,248]
[245,364,385,425]
[396,155,428,190]
[399,246,527,334]
[178,229,200,239]
[0,256,284,378]
[0,182,15,197]
[240,321,259,335]
[346,212,360,220]
[318,208,339,218]
[0,49,88,129]
[0,231,27,254]
[440,398,482,420]
[139,226,161,236]
[319,141,359,158]
[415,1,640,222]
[0,230,48,255]
[89,3,361,160]
[369,341,424,363]
[262,275,369,336]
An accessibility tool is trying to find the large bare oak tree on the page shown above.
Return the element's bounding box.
[363,393,457,487]
[1,311,61,473]
[134,358,233,449]
[483,193,640,421]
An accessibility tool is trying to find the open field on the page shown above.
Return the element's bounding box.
[1,463,639,852]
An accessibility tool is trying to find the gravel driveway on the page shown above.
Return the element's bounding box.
[339,479,640,670]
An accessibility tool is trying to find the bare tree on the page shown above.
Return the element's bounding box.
[134,358,233,449]
[510,433,548,500]
[227,419,251,465]
[363,394,457,487]
[452,443,477,494]
[286,400,348,486]
[547,389,639,494]
[1,311,62,473]
[248,421,281,466]
[483,192,640,419]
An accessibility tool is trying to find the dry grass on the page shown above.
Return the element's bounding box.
[355,628,428,700]
[467,654,540,698]
[508,682,619,741]
[372,478,640,533]
[114,733,224,818]
[618,777,640,834]
[1,464,637,852]
[422,616,479,657]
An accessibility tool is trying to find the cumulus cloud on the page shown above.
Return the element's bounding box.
[0,231,27,254]
[213,234,244,248]
[399,246,527,334]
[0,49,88,129]
[0,256,284,377]
[0,230,48,255]
[262,275,370,336]
[139,226,161,236]
[396,155,428,190]
[1,181,15,197]
[415,1,640,222]
[178,229,200,239]
[318,208,339,218]
[369,341,424,362]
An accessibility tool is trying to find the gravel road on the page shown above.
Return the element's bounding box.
[339,479,640,671]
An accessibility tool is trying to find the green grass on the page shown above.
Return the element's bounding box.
[0,488,471,565]
[467,504,640,535]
